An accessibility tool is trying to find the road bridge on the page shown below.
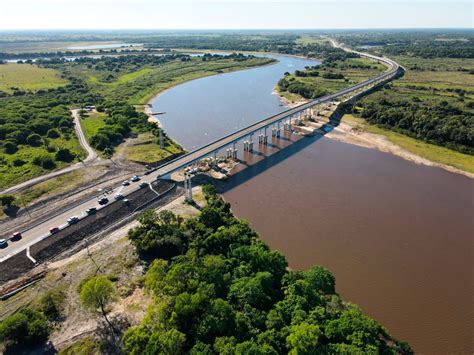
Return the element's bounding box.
[0,43,403,263]
[153,46,402,182]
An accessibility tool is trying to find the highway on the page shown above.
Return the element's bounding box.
[0,43,401,263]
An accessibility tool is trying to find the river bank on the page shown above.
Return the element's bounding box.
[275,89,474,179]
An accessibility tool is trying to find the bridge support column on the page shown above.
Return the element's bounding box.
[232,142,238,159]
[184,172,193,202]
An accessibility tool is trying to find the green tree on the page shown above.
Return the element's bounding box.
[55,148,75,162]
[286,322,321,355]
[26,133,42,146]
[79,275,117,334]
[0,308,50,348]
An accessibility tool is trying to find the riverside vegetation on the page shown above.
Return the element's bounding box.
[276,33,474,172]
[0,53,274,189]
[0,186,412,354]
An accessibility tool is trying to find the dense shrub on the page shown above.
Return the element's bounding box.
[0,308,50,348]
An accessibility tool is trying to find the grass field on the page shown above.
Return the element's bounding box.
[343,114,474,174]
[390,56,474,101]
[122,132,183,163]
[0,63,67,93]
[80,111,107,141]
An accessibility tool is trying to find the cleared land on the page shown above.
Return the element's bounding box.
[0,63,67,94]
[122,132,183,163]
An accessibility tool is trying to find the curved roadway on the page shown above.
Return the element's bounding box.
[0,41,402,262]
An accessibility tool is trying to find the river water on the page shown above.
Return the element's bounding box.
[150,55,474,353]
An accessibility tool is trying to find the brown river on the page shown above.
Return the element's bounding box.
[151,54,474,353]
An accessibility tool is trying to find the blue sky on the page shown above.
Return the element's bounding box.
[1,0,472,30]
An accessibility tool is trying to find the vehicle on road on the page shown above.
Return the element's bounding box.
[122,180,130,186]
[49,227,59,234]
[11,232,22,241]
[86,207,97,215]
[0,239,7,248]
[67,216,79,225]
[139,181,149,188]
[131,175,140,182]
[98,196,109,205]
[114,193,124,201]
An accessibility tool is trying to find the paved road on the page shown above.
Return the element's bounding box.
[0,109,99,195]
[0,43,401,262]
[0,177,151,262]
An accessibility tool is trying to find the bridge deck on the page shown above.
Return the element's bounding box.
[156,49,400,178]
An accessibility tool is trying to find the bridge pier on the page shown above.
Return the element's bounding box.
[184,171,193,202]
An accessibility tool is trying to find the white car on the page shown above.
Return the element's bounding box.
[67,216,79,225]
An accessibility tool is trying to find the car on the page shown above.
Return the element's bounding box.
[67,216,79,225]
[49,227,59,234]
[86,207,97,215]
[0,239,7,248]
[98,196,109,205]
[11,232,22,241]
[114,193,124,201]
[131,175,140,182]
[122,180,130,186]
[139,181,149,188]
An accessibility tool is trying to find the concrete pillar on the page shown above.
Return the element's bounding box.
[185,173,193,202]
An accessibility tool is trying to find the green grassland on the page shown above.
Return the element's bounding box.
[0,63,67,94]
[122,132,183,163]
[80,111,107,142]
[0,134,86,189]
[343,114,474,174]
[390,56,474,101]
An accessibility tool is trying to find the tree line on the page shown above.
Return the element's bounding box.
[358,96,474,154]
[121,186,412,354]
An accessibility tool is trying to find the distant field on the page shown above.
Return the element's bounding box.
[0,41,142,53]
[0,63,67,93]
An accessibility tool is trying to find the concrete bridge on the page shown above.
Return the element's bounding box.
[154,46,402,188]
[0,44,402,263]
